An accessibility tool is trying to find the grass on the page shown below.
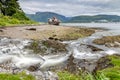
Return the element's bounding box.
[0,72,35,80]
[57,71,109,80]
[58,71,82,80]
[0,14,38,27]
[96,55,120,80]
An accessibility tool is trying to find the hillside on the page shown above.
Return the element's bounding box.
[26,12,70,22]
[0,0,37,26]
[27,12,120,23]
[67,15,120,23]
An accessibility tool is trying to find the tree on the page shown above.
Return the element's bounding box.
[0,0,29,20]
[0,0,21,16]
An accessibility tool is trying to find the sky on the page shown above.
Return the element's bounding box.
[19,0,120,17]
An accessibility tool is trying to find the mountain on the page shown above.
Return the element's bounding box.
[66,15,120,23]
[26,12,120,23]
[26,12,69,22]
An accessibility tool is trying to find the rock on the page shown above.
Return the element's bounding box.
[49,37,54,40]
[26,28,36,31]
[87,45,103,51]
[0,29,3,32]
[48,37,59,41]
[66,54,78,74]
[42,40,67,52]
[105,42,120,47]
[27,64,40,71]
[45,71,59,80]
[29,71,58,80]
[114,41,120,47]
[93,56,114,73]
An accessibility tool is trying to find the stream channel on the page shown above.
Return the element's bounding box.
[0,24,120,80]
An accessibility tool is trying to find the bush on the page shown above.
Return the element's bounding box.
[0,14,38,27]
[12,12,29,20]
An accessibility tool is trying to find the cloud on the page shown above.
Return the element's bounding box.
[19,0,120,16]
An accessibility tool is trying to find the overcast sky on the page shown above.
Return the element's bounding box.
[19,0,120,17]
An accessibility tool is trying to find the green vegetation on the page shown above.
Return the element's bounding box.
[58,71,81,80]
[97,55,120,80]
[0,0,38,26]
[0,0,28,19]
[0,72,35,80]
[58,55,120,80]
[0,14,37,27]
[58,71,109,80]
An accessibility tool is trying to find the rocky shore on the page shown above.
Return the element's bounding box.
[0,24,95,40]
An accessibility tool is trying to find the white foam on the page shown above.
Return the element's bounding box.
[105,50,117,55]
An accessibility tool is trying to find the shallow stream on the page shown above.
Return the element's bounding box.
[0,23,120,79]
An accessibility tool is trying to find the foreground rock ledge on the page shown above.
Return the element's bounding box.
[0,25,95,40]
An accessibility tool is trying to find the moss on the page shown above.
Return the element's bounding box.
[26,40,47,54]
[59,28,95,41]
[42,40,67,52]
[26,40,67,54]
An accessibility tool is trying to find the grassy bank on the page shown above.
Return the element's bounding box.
[0,72,35,80]
[0,14,38,27]
[57,55,120,80]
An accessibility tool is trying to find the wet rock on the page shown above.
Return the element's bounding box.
[0,29,3,32]
[48,37,59,41]
[87,45,103,52]
[76,59,96,72]
[105,43,114,47]
[26,39,67,55]
[27,64,40,71]
[49,37,54,40]
[45,71,58,80]
[26,28,36,31]
[42,40,67,52]
[29,71,58,80]
[114,41,120,46]
[66,53,78,74]
[105,42,120,47]
[93,56,114,72]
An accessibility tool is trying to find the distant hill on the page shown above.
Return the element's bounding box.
[66,15,120,23]
[26,12,69,22]
[26,12,120,23]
